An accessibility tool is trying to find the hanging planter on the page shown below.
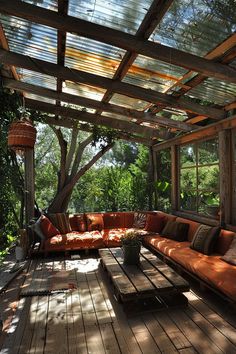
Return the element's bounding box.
[8,119,37,154]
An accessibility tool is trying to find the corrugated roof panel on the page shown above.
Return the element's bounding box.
[68,0,153,34]
[110,93,148,110]
[18,68,57,90]
[189,78,236,105]
[65,33,125,78]
[25,93,56,104]
[123,55,188,92]
[63,81,106,101]
[152,0,235,56]
[60,102,95,114]
[102,111,130,121]
[0,16,57,63]
[22,0,57,11]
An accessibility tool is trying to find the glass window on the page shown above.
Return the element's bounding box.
[155,148,171,212]
[179,138,219,218]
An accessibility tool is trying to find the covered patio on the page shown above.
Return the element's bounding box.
[0,0,236,353]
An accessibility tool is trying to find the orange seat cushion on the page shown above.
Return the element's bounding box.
[102,228,128,247]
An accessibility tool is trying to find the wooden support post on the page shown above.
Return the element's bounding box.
[24,149,35,225]
[152,149,158,210]
[148,147,155,210]
[219,130,232,225]
[171,145,179,212]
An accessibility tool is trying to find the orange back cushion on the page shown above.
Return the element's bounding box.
[216,229,235,255]
[86,213,104,231]
[40,215,60,239]
[69,214,87,232]
[145,214,165,233]
[103,213,125,229]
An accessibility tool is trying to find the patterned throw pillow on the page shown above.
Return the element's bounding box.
[221,237,236,265]
[133,212,147,228]
[190,225,220,255]
[40,215,60,239]
[144,214,165,233]
[48,213,72,234]
[86,213,104,231]
[161,220,189,242]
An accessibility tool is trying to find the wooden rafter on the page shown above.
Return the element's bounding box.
[0,0,236,83]
[96,0,174,115]
[0,23,19,80]
[25,98,171,139]
[3,78,196,132]
[0,49,225,120]
[33,115,152,146]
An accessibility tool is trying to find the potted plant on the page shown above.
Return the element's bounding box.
[121,229,142,265]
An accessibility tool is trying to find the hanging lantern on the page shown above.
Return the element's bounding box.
[8,119,37,155]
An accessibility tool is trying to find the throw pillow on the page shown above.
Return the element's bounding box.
[133,212,147,228]
[145,214,165,233]
[69,214,87,232]
[221,237,236,265]
[86,213,104,231]
[161,220,189,242]
[190,225,221,255]
[40,215,60,239]
[48,213,72,234]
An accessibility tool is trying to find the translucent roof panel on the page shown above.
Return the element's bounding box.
[0,16,57,63]
[22,0,57,11]
[65,33,125,78]
[101,111,130,121]
[25,93,56,105]
[17,69,57,90]
[63,81,106,101]
[68,0,153,34]
[61,102,95,114]
[123,55,188,92]
[152,0,236,56]
[189,78,236,106]
[110,93,148,111]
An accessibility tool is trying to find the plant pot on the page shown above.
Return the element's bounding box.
[122,244,141,265]
[15,246,25,262]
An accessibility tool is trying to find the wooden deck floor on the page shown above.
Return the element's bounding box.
[1,252,236,354]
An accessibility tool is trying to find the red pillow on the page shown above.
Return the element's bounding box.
[69,214,87,232]
[40,215,60,239]
[86,213,104,231]
[144,214,165,233]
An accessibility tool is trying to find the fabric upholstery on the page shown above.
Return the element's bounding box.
[103,213,125,229]
[40,215,60,239]
[48,213,72,234]
[123,212,134,227]
[102,228,128,247]
[161,220,189,242]
[145,213,165,233]
[175,217,201,241]
[190,225,220,255]
[221,237,236,265]
[69,214,87,232]
[86,213,104,231]
[215,229,235,255]
[44,231,104,251]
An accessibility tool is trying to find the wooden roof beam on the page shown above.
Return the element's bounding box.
[97,0,174,111]
[3,78,196,132]
[0,0,236,83]
[25,98,171,139]
[0,23,19,80]
[33,115,152,145]
[0,49,225,120]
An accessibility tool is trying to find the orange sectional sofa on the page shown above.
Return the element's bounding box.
[34,210,236,303]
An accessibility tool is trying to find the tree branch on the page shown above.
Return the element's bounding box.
[70,134,93,179]
[65,123,79,176]
[50,125,67,190]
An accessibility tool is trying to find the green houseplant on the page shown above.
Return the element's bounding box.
[121,229,142,265]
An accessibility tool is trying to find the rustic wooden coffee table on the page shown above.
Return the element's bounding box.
[99,247,189,311]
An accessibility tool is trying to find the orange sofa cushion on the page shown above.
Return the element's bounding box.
[69,214,87,232]
[86,213,104,231]
[123,212,134,228]
[44,231,104,251]
[102,228,128,247]
[215,229,235,255]
[144,213,165,233]
[103,213,125,229]
[40,215,60,239]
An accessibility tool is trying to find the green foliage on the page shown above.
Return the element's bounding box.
[156,148,171,212]
[0,89,24,254]
[92,126,117,150]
